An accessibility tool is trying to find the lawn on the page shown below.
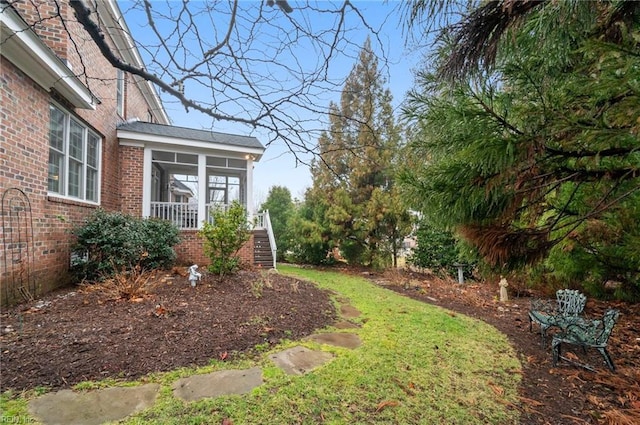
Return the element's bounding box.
[1,265,522,424]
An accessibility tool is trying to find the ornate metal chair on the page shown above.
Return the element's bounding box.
[528,289,587,346]
[552,309,620,371]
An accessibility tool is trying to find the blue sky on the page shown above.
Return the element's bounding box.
[123,1,421,205]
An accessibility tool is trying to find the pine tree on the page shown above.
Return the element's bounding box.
[401,2,640,297]
[307,38,411,267]
[260,186,294,261]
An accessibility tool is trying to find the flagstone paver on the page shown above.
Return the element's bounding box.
[28,384,160,425]
[334,320,360,329]
[339,304,361,319]
[306,332,362,349]
[172,367,263,402]
[269,346,335,376]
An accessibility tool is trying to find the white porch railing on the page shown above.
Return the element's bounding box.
[150,202,232,229]
[149,203,277,267]
[205,202,229,224]
[150,202,198,230]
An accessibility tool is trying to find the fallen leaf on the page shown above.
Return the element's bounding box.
[488,382,504,396]
[518,396,544,407]
[376,400,399,413]
[564,351,580,361]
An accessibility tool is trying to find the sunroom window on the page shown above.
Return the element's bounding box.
[150,150,198,228]
[47,104,101,202]
[149,150,247,229]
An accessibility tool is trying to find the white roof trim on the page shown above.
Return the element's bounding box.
[117,129,264,161]
[0,5,96,109]
[97,0,170,125]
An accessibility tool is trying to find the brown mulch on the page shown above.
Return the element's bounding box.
[0,268,336,392]
[1,265,639,425]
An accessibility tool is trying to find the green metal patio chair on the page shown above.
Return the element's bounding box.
[528,289,587,346]
[552,309,620,372]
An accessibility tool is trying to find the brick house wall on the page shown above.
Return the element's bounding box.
[174,232,255,269]
[119,145,144,216]
[15,0,69,61]
[0,2,166,304]
[1,2,259,305]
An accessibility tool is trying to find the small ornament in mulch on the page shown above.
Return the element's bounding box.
[188,265,202,287]
[499,276,509,302]
[152,304,169,318]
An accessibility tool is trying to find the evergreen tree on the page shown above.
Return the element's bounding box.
[288,188,335,265]
[401,2,640,298]
[308,38,412,267]
[260,186,294,261]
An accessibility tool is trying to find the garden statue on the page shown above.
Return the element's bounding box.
[499,276,509,302]
[188,265,202,287]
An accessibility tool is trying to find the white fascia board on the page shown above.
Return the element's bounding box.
[0,6,96,109]
[98,0,170,125]
[117,130,264,161]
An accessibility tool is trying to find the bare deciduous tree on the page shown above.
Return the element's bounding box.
[23,0,393,162]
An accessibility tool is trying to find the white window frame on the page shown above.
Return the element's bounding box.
[47,103,101,204]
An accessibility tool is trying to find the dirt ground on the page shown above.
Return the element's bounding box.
[1,265,639,425]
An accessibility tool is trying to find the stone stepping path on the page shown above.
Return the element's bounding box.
[306,332,362,349]
[172,367,263,402]
[28,304,363,424]
[28,384,160,425]
[334,320,360,329]
[340,303,362,319]
[269,346,335,375]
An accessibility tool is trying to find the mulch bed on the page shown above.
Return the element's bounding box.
[1,265,639,425]
[0,268,336,392]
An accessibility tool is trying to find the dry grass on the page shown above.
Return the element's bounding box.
[82,264,167,300]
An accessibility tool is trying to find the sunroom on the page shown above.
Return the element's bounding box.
[117,121,265,230]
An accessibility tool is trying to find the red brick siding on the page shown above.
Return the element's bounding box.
[0,3,166,304]
[119,146,144,216]
[175,231,255,268]
[0,60,77,304]
[15,0,69,61]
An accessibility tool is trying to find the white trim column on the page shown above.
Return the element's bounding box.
[142,147,152,218]
[246,157,255,219]
[198,154,207,229]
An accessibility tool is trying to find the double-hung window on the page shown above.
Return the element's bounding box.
[48,104,101,203]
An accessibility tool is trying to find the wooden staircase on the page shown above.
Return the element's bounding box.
[253,229,274,268]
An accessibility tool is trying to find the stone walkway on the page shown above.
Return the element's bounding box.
[27,303,362,425]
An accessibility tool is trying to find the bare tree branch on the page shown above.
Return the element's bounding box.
[55,0,389,164]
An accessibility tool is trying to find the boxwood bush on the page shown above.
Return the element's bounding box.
[71,209,180,281]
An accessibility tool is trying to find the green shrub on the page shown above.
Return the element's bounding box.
[408,218,475,279]
[199,201,252,276]
[287,215,336,265]
[71,209,180,281]
[139,218,182,269]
